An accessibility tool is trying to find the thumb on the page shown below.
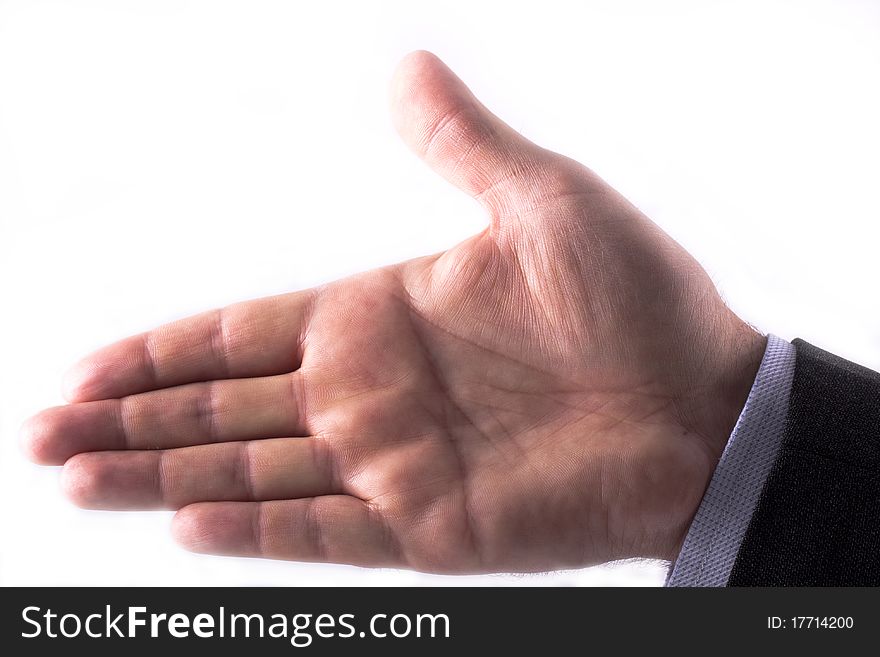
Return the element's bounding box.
[390,51,586,221]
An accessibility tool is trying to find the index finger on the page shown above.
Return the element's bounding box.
[63,290,316,402]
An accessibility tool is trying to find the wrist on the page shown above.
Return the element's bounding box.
[698,322,767,459]
[662,320,767,561]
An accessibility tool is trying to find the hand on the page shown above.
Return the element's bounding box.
[22,51,764,573]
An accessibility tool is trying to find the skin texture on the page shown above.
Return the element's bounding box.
[21,51,765,574]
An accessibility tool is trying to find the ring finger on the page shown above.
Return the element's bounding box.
[60,436,338,510]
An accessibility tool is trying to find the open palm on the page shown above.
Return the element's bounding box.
[23,52,764,573]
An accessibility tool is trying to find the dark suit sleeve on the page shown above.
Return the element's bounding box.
[728,339,880,586]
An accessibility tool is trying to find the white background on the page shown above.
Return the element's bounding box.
[1,0,878,586]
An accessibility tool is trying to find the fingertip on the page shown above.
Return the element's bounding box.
[171,505,215,554]
[19,415,47,464]
[392,49,445,84]
[170,506,199,548]
[60,453,101,508]
[19,411,64,465]
[172,503,250,556]
[390,49,458,136]
[61,359,97,403]
[392,49,441,79]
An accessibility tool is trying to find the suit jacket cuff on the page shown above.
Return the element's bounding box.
[665,334,796,586]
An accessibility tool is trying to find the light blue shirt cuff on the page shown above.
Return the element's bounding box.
[666,334,796,586]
